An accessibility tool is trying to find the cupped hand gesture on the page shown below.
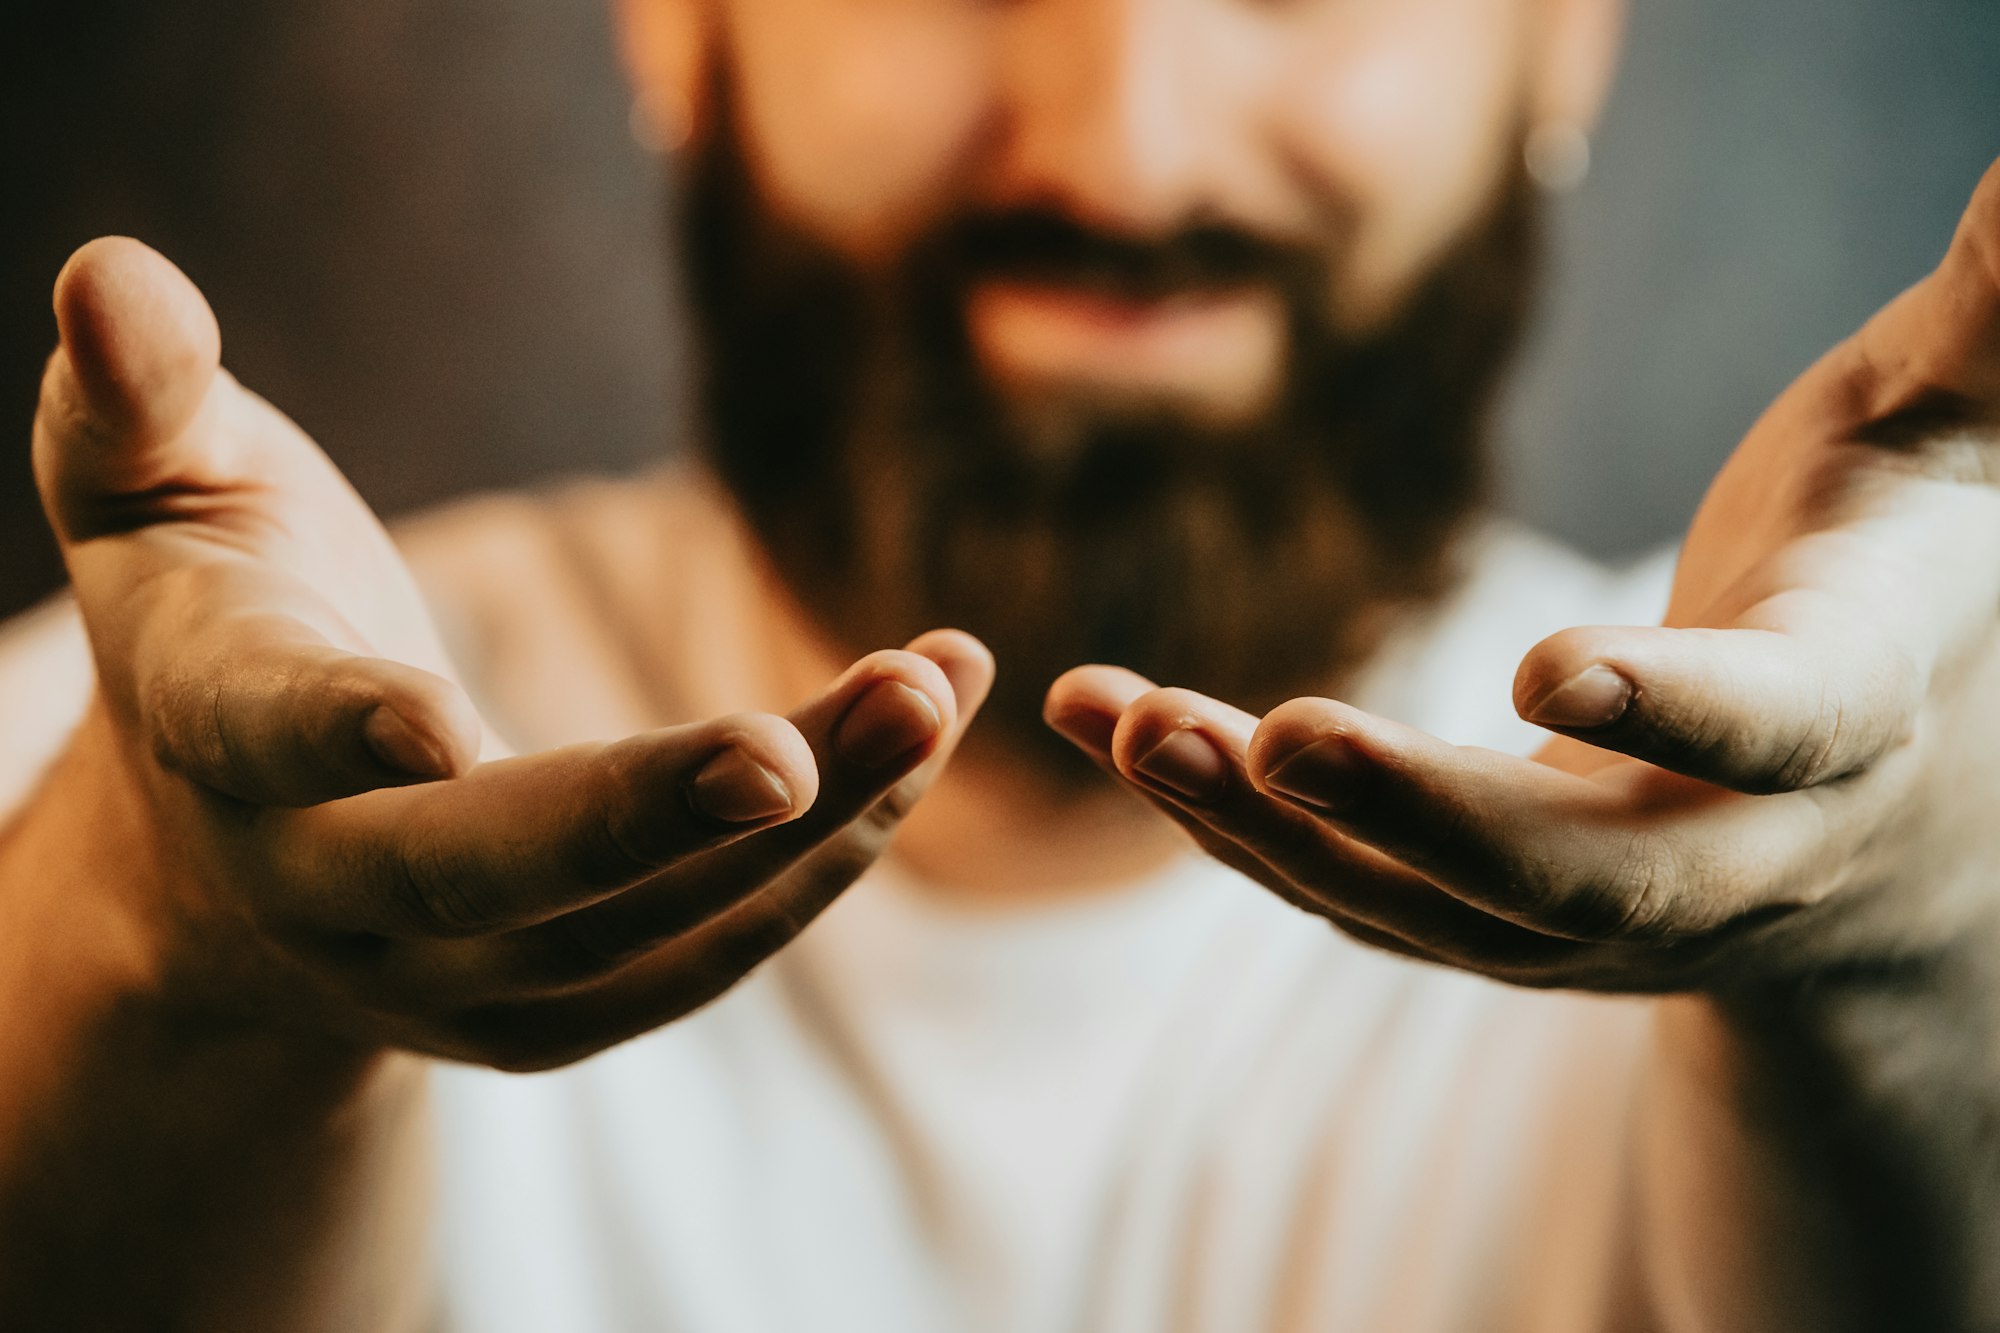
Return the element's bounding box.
[34,238,990,1070]
[1047,158,2000,994]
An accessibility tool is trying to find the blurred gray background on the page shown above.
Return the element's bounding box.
[1504,0,2000,555]
[2,0,1997,620]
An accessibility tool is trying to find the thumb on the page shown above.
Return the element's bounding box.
[30,239,485,806]
[1513,615,1920,794]
[34,236,227,545]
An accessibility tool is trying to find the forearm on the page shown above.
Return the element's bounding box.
[0,730,435,1333]
[1642,950,2000,1332]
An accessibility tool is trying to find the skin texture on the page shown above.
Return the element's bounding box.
[1,0,1996,1330]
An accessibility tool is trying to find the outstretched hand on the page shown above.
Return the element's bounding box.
[1047,156,2000,994]
[34,238,992,1070]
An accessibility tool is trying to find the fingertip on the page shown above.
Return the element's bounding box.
[904,627,989,671]
[904,628,995,721]
[849,647,958,731]
[1520,664,1635,733]
[826,652,953,771]
[1246,696,1359,780]
[1245,699,1399,815]
[1106,687,1263,806]
[1042,665,1153,754]
[1108,686,1209,770]
[1046,664,1154,711]
[1511,626,1614,719]
[713,711,820,813]
[51,237,220,447]
[369,668,484,778]
[362,704,456,780]
[686,714,819,826]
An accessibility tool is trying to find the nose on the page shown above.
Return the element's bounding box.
[991,0,1223,234]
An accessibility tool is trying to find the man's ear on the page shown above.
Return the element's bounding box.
[1529,0,1625,134]
[614,0,713,151]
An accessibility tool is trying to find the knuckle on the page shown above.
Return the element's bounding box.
[567,742,680,888]
[581,802,662,887]
[1765,685,1849,793]
[143,661,230,779]
[386,836,499,938]
[1559,831,1689,942]
[1763,649,1919,793]
[1655,701,1740,771]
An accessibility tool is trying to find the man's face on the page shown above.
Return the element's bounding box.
[684,0,1604,406]
[632,0,1618,777]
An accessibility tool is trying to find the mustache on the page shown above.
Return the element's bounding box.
[932,207,1323,301]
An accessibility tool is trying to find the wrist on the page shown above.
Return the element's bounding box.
[1660,937,2000,1331]
[0,709,382,1115]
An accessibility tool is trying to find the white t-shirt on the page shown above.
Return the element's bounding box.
[432,523,1678,1333]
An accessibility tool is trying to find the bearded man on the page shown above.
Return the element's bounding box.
[4,0,2000,1329]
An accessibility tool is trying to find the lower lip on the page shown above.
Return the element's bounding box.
[964,280,1283,409]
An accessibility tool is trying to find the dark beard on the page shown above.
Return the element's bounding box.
[680,99,1544,787]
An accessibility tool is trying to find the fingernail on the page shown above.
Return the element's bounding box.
[1044,701,1117,757]
[363,705,451,779]
[1262,736,1365,812]
[1525,665,1632,730]
[688,746,796,824]
[836,680,943,769]
[1134,728,1228,803]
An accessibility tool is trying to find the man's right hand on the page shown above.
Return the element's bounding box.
[24,236,991,1073]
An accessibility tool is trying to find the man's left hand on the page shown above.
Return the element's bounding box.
[1046,155,2000,996]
